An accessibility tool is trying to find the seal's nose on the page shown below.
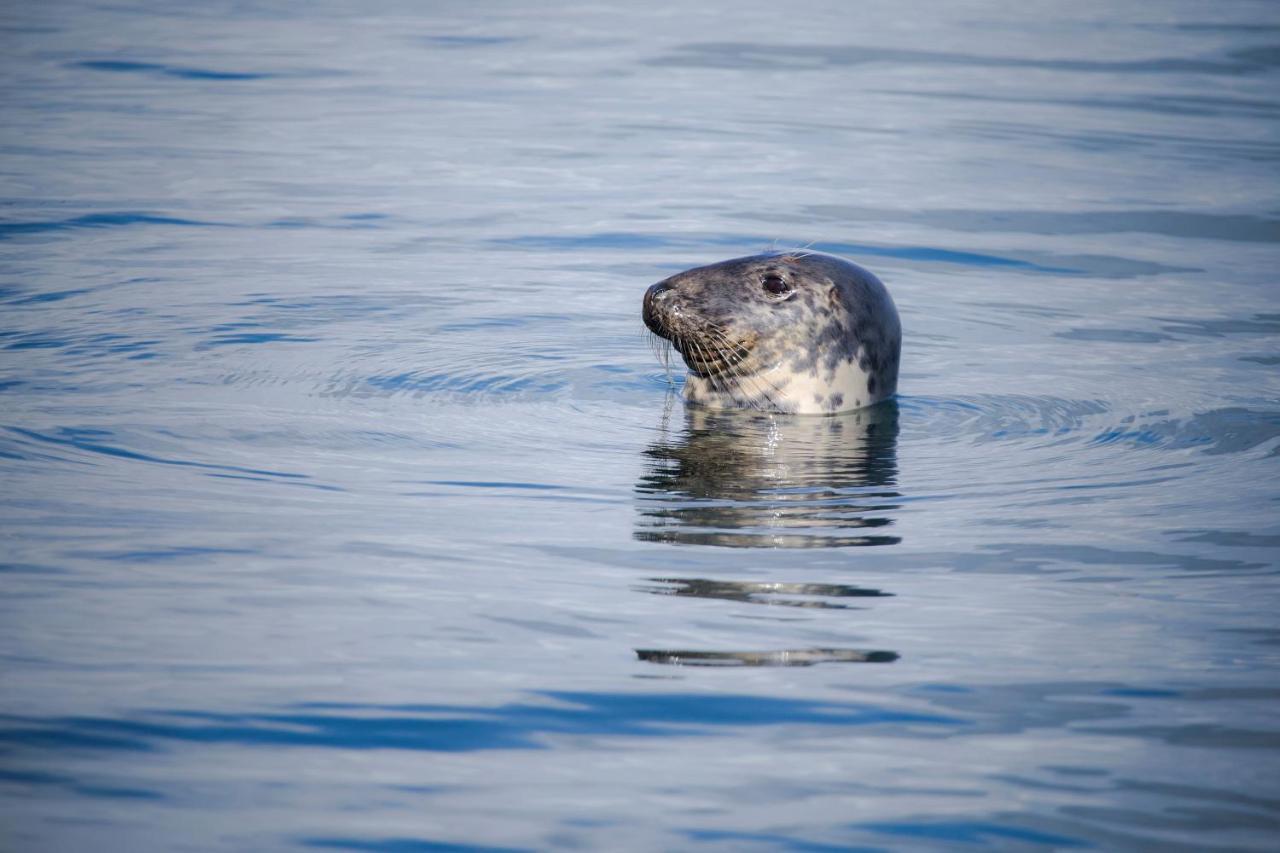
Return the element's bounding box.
[642,281,674,336]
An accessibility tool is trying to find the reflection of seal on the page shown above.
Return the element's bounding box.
[635,403,900,548]
[643,251,900,414]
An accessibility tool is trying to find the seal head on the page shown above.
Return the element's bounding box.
[643,252,900,414]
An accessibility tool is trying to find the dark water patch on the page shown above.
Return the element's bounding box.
[266,215,399,230]
[650,42,1280,75]
[1217,628,1280,647]
[1116,778,1280,814]
[198,332,321,348]
[956,119,1280,164]
[415,35,523,48]
[1166,23,1280,33]
[5,426,314,480]
[858,820,1086,847]
[804,205,1280,243]
[1057,328,1172,343]
[1063,803,1280,837]
[637,578,892,607]
[1174,530,1280,548]
[72,60,271,81]
[4,335,67,350]
[879,88,1280,120]
[1240,354,1280,365]
[1232,45,1280,67]
[1082,723,1280,749]
[1181,687,1280,702]
[0,380,27,393]
[636,648,899,666]
[66,545,257,564]
[815,239,1078,273]
[3,288,94,305]
[1099,687,1181,699]
[0,721,153,752]
[0,693,960,756]
[1157,314,1280,337]
[684,828,884,852]
[0,768,164,801]
[40,332,164,362]
[205,473,346,492]
[305,838,532,853]
[0,212,224,239]
[499,232,1081,274]
[0,562,67,575]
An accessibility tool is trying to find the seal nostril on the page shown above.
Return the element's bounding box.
[643,281,676,336]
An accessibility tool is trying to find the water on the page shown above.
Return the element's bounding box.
[2,1,1279,850]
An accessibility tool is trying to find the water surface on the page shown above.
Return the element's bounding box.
[2,1,1279,850]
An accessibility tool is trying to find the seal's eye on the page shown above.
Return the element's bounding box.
[762,273,790,296]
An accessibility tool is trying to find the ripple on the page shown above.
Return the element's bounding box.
[803,206,1280,243]
[0,692,959,755]
[899,395,1109,447]
[955,119,1280,165]
[649,41,1280,75]
[2,425,327,483]
[72,60,272,81]
[1090,407,1280,455]
[0,212,224,239]
[878,89,1280,121]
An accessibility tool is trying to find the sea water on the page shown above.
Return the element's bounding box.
[2,1,1278,850]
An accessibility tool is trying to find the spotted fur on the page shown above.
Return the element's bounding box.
[642,252,900,414]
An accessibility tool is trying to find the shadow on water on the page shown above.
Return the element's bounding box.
[634,400,901,549]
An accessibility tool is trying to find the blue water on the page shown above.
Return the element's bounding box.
[3,1,1279,850]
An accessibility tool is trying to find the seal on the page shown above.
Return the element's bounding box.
[642,251,901,414]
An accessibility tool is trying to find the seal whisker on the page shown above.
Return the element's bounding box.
[643,328,673,384]
[702,330,758,410]
[704,326,781,413]
[698,324,759,409]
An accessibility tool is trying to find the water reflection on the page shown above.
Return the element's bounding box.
[636,578,892,608]
[635,648,899,666]
[635,400,901,548]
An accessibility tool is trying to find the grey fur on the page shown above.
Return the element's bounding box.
[642,251,901,414]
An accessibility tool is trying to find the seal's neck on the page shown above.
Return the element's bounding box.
[683,358,878,415]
